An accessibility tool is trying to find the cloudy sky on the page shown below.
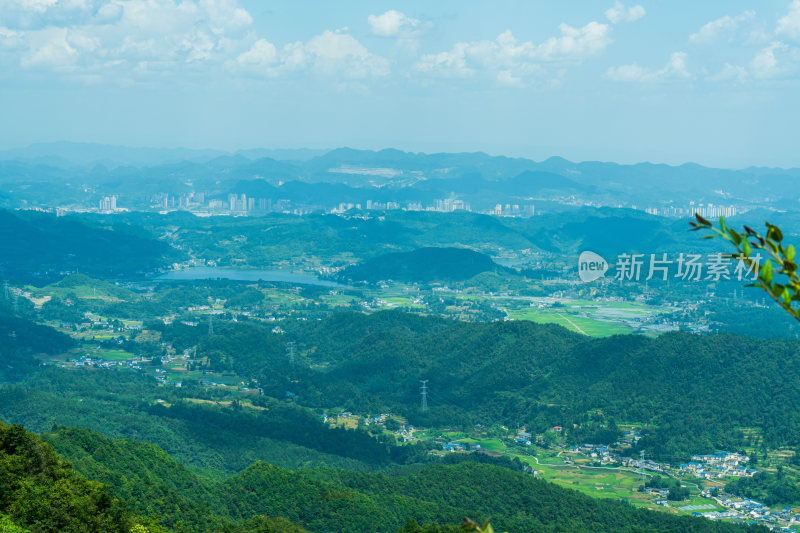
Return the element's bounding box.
[1,0,799,167]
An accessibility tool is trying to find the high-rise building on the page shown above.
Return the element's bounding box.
[99,195,118,212]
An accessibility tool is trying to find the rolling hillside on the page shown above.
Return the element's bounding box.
[337,247,509,284]
[0,210,179,283]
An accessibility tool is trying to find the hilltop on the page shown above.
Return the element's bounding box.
[337,247,509,284]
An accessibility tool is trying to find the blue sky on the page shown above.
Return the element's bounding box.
[1,0,799,167]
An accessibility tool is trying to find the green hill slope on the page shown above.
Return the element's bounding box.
[161,311,800,461]
[0,312,74,380]
[44,425,765,533]
[337,247,509,284]
[0,421,134,533]
[0,209,179,283]
[35,273,139,301]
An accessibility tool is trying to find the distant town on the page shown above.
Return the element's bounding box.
[41,191,741,221]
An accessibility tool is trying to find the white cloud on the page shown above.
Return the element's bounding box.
[416,31,535,79]
[605,52,690,82]
[416,41,474,77]
[695,5,800,83]
[690,11,756,44]
[3,0,258,75]
[12,0,59,12]
[777,0,800,40]
[233,29,389,79]
[708,62,749,83]
[368,10,419,37]
[749,42,787,78]
[235,38,276,68]
[199,0,252,34]
[605,1,645,24]
[1,0,114,29]
[704,41,798,83]
[303,29,390,77]
[415,21,611,86]
[0,0,389,82]
[533,22,613,61]
[20,28,76,68]
[0,26,24,50]
[496,69,523,87]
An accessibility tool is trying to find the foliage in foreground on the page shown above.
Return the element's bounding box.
[0,421,133,533]
[690,215,800,321]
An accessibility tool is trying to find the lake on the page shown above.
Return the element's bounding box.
[155,267,342,287]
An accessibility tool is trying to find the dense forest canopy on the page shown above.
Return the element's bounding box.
[336,247,510,284]
[4,422,769,533]
[160,311,800,461]
[0,210,178,283]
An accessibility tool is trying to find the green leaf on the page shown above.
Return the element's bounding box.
[771,283,785,298]
[781,288,792,307]
[728,229,742,245]
[767,223,784,242]
[787,244,796,262]
[743,240,752,257]
[762,260,774,284]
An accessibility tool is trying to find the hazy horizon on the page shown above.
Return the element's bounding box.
[2,1,800,168]
[3,140,800,171]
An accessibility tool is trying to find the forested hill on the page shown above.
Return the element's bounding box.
[162,311,800,461]
[36,424,766,533]
[0,421,311,533]
[336,247,509,284]
[0,209,179,283]
[0,311,75,380]
[0,420,138,533]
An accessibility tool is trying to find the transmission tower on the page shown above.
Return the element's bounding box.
[419,380,429,412]
[208,315,214,336]
[286,341,296,366]
[3,281,8,300]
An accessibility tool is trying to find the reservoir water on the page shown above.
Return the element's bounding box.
[155,267,341,287]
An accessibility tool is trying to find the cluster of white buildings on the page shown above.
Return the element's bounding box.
[332,198,472,214]
[148,191,295,215]
[98,195,118,212]
[679,452,757,479]
[489,203,535,217]
[702,492,800,528]
[644,203,738,218]
[227,193,274,213]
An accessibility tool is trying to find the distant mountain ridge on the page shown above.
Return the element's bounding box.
[0,142,326,168]
[0,143,799,210]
